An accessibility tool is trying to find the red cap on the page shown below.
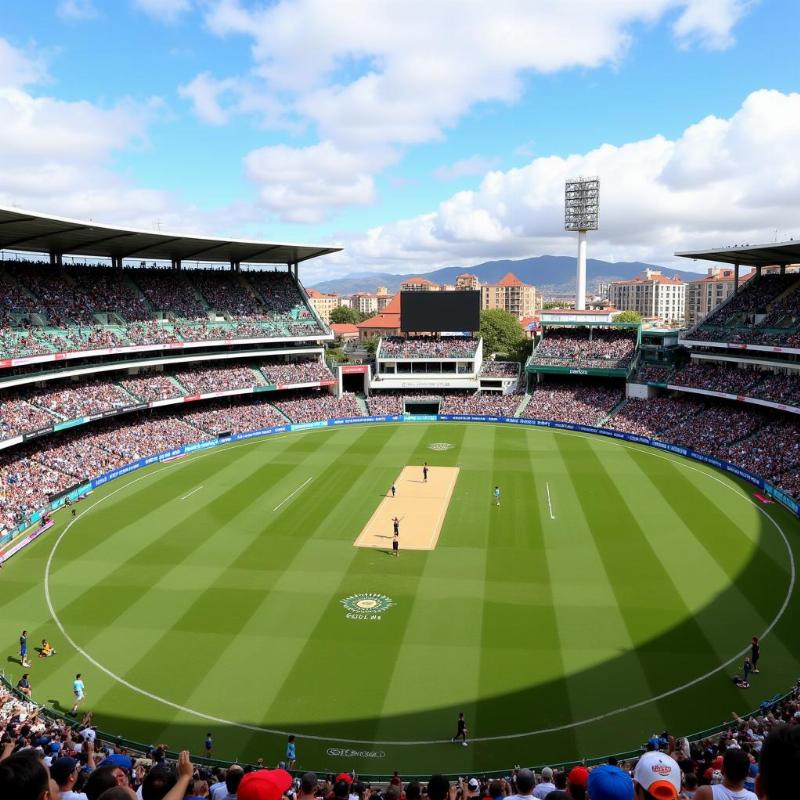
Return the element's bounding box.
[238,769,293,800]
[568,767,589,788]
[336,774,354,785]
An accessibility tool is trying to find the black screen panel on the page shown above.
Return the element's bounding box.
[400,291,480,332]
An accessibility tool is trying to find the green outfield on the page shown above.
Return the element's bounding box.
[1,421,799,776]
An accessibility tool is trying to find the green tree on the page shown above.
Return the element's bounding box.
[613,310,643,323]
[363,336,379,354]
[329,305,366,324]
[479,308,525,360]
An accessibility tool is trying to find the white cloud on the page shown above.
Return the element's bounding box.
[243,141,391,224]
[434,156,501,182]
[317,90,800,281]
[57,0,98,20]
[133,0,192,23]
[0,37,193,232]
[194,0,751,222]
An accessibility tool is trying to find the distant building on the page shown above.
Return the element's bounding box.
[376,287,393,312]
[306,287,340,323]
[356,293,402,340]
[400,276,439,292]
[609,269,685,324]
[350,292,379,315]
[480,272,540,319]
[330,323,359,343]
[456,273,480,290]
[684,267,755,327]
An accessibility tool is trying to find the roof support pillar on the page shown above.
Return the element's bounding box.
[780,263,786,276]
[111,256,123,269]
[756,265,762,279]
[734,262,739,295]
[230,261,241,272]
[49,252,62,266]
[172,259,181,271]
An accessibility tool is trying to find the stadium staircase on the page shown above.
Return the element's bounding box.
[355,395,369,416]
[116,382,141,405]
[599,397,627,427]
[514,393,532,417]
[268,402,293,423]
[249,366,267,385]
[167,376,187,396]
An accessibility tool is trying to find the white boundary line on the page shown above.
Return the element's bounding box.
[42,421,797,746]
[272,477,312,512]
[179,486,203,501]
[545,481,555,520]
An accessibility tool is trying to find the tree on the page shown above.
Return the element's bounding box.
[613,310,642,323]
[363,336,379,354]
[329,306,366,324]
[479,309,525,360]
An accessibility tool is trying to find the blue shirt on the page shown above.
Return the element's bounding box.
[287,742,296,759]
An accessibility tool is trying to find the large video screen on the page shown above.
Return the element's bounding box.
[400,290,480,332]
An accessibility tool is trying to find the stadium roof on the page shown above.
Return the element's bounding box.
[675,240,800,267]
[0,206,341,265]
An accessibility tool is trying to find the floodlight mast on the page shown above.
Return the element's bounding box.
[565,177,599,310]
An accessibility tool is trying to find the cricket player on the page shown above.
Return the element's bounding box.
[494,486,501,507]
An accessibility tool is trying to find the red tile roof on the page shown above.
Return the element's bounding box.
[330,323,358,334]
[496,271,526,286]
[357,293,402,329]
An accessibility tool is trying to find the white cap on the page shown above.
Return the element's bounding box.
[467,779,480,791]
[633,752,681,800]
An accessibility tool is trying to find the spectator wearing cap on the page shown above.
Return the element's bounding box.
[507,768,536,800]
[633,752,682,800]
[465,778,482,800]
[533,768,555,799]
[237,769,293,800]
[568,768,589,800]
[693,748,757,800]
[587,765,633,800]
[51,755,87,800]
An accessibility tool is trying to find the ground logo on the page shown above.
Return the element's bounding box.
[428,442,454,451]
[340,593,394,620]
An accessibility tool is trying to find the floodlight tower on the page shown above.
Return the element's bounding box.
[565,177,599,310]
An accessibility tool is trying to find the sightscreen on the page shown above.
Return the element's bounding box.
[400,291,480,332]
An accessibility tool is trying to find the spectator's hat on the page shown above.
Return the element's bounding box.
[238,768,293,800]
[567,766,589,788]
[587,765,633,800]
[50,757,79,784]
[633,753,681,799]
[467,778,480,791]
[335,774,354,785]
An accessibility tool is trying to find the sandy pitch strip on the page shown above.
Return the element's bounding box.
[353,466,460,551]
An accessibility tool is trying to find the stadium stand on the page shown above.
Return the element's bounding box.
[378,336,480,359]
[690,272,800,346]
[522,381,624,425]
[530,327,637,370]
[0,261,327,362]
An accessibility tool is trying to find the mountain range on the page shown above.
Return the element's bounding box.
[309,255,705,296]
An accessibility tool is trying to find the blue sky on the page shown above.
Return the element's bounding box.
[1,1,799,281]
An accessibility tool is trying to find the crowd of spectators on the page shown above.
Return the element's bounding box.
[34,379,132,421]
[479,361,520,378]
[272,391,363,423]
[531,328,637,369]
[522,382,624,426]
[0,262,326,360]
[635,364,674,384]
[693,274,800,348]
[180,398,286,435]
[2,669,800,800]
[607,394,800,499]
[669,363,800,408]
[260,359,335,386]
[0,397,57,439]
[379,337,479,359]
[441,391,523,417]
[118,373,185,403]
[173,364,265,395]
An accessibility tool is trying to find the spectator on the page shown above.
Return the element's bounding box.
[533,768,556,799]
[632,752,681,800]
